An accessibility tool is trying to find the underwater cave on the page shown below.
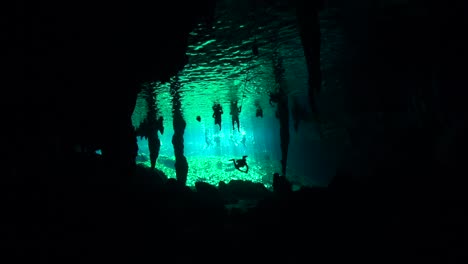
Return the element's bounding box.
[131,0,342,188]
[6,0,468,261]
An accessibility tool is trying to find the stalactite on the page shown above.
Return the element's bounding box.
[294,0,324,117]
[145,86,158,170]
[135,84,163,170]
[170,76,188,186]
[272,52,290,177]
[278,95,289,177]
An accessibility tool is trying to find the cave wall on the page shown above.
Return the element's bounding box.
[4,1,216,183]
[318,0,468,194]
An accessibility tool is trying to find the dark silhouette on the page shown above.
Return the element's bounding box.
[277,95,289,177]
[196,116,201,122]
[256,108,263,118]
[230,100,242,132]
[291,97,305,132]
[136,114,164,170]
[212,103,223,130]
[269,90,281,107]
[149,116,164,170]
[171,76,188,186]
[295,0,324,116]
[272,172,292,195]
[213,134,221,146]
[252,42,259,56]
[271,55,289,176]
[229,155,249,173]
[255,100,263,118]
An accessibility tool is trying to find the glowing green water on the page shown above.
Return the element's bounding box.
[136,154,279,188]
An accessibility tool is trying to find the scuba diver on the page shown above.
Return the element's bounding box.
[230,100,242,132]
[212,103,223,130]
[229,155,249,173]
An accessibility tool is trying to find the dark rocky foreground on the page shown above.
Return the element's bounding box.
[3,153,467,262]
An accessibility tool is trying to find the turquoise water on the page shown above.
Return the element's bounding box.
[134,110,334,188]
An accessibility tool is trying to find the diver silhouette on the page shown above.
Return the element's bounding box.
[229,155,249,173]
[212,103,223,130]
[230,100,242,132]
